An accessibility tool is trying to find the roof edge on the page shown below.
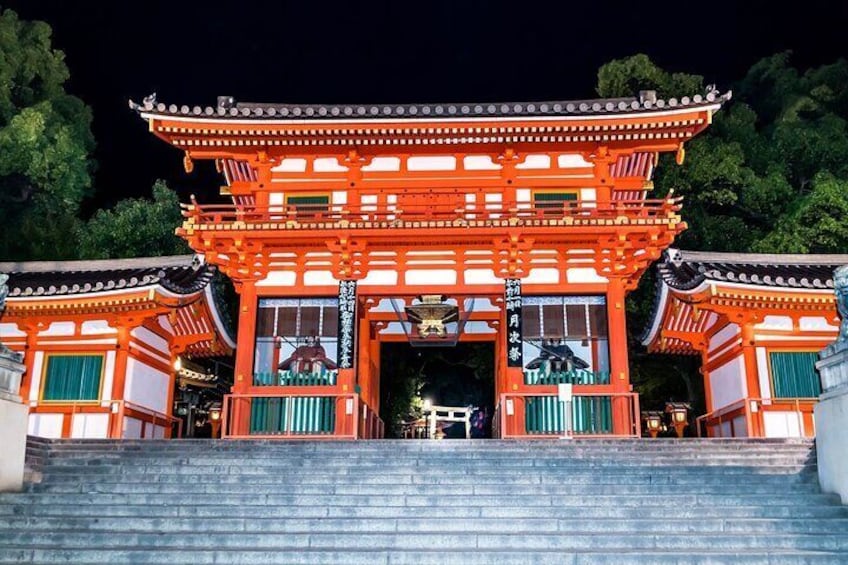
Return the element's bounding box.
[667,249,848,267]
[129,88,731,121]
[0,255,199,274]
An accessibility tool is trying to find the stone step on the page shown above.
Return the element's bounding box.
[3,516,848,535]
[29,481,823,496]
[0,492,840,507]
[2,501,844,520]
[37,463,818,477]
[31,470,820,486]
[0,548,845,565]
[3,531,848,551]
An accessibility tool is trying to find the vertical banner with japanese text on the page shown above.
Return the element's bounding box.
[337,280,357,369]
[505,278,523,367]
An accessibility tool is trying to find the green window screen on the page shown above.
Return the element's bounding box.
[770,352,821,398]
[287,195,329,217]
[286,195,330,206]
[42,355,103,401]
[534,192,578,209]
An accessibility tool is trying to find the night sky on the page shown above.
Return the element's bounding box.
[5,0,848,212]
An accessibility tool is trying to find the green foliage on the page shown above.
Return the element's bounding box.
[596,53,704,98]
[753,174,848,253]
[77,180,190,259]
[598,54,848,409]
[0,9,95,261]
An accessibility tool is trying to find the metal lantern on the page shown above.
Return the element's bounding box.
[665,402,691,438]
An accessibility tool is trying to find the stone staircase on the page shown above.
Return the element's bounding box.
[0,438,846,564]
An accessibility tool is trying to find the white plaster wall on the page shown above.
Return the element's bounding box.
[755,315,793,331]
[515,154,550,169]
[303,271,338,286]
[359,270,399,286]
[558,154,592,168]
[566,268,606,284]
[131,327,169,356]
[756,347,771,400]
[405,270,456,285]
[28,413,63,438]
[80,320,116,335]
[28,352,44,404]
[123,417,142,439]
[709,355,747,410]
[273,158,307,172]
[0,324,25,338]
[71,413,109,439]
[39,322,76,337]
[800,316,840,331]
[407,156,456,171]
[463,155,499,170]
[732,415,748,437]
[464,269,500,285]
[816,388,848,503]
[124,358,169,414]
[762,411,804,438]
[258,271,296,287]
[362,157,400,171]
[524,268,559,285]
[101,351,116,402]
[709,323,740,354]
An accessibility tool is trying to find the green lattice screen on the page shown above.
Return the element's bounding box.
[42,355,103,401]
[769,351,822,398]
[534,192,578,209]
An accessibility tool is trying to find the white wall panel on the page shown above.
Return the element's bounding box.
[124,358,169,414]
[709,355,747,410]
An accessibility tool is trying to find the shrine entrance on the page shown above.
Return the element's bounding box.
[379,342,496,439]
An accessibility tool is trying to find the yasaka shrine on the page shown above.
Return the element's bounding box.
[124,88,734,439]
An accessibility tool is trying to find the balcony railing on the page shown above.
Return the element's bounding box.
[696,397,816,438]
[221,392,384,440]
[494,391,640,439]
[180,198,682,233]
[29,400,181,439]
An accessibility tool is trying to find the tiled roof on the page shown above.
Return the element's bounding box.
[129,88,731,121]
[0,255,215,298]
[657,249,848,291]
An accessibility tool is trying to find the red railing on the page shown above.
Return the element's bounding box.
[696,397,817,438]
[180,197,682,231]
[221,392,384,440]
[30,400,181,439]
[495,391,641,439]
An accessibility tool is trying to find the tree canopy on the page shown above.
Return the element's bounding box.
[598,53,848,410]
[0,9,188,262]
[77,180,190,259]
[0,9,95,260]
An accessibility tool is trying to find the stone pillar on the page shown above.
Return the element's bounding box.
[0,274,28,492]
[814,265,848,503]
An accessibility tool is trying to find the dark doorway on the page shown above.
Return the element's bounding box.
[379,342,495,439]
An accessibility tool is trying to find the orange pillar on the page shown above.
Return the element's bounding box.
[232,280,258,436]
[740,321,761,437]
[606,277,632,435]
[18,325,39,405]
[109,324,130,438]
[369,330,381,413]
[357,314,371,408]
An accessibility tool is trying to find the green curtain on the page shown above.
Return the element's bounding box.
[524,396,613,435]
[770,352,822,398]
[42,355,103,401]
[250,397,335,434]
